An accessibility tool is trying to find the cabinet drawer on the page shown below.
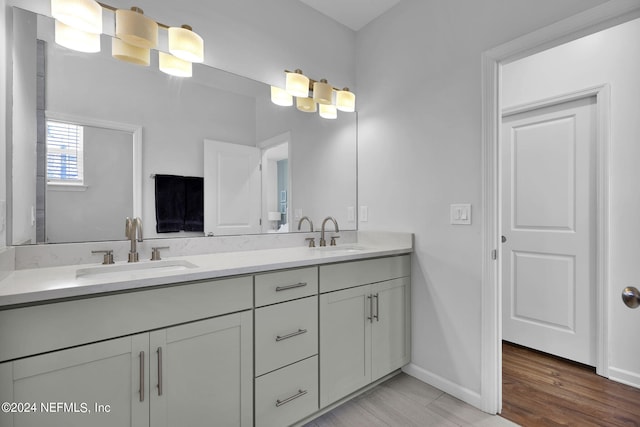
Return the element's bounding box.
[255,356,318,427]
[255,296,318,376]
[255,267,318,307]
[320,255,410,293]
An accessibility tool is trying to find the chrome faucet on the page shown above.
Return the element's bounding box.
[297,216,314,232]
[125,217,143,262]
[320,216,339,247]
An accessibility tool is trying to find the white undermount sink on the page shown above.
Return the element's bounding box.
[76,259,198,279]
[312,244,368,255]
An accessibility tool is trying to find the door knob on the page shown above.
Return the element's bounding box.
[622,286,640,309]
[501,235,507,243]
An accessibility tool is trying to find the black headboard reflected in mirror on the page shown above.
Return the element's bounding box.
[9,8,357,245]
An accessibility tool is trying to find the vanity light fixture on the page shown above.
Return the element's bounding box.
[159,51,192,77]
[51,0,103,34]
[319,103,337,120]
[112,37,150,66]
[312,79,333,105]
[285,69,310,98]
[296,96,317,113]
[273,69,356,119]
[54,20,101,53]
[336,88,356,112]
[115,7,158,49]
[168,25,204,63]
[270,86,293,106]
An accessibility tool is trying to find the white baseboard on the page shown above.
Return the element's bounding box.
[608,367,640,389]
[402,363,483,410]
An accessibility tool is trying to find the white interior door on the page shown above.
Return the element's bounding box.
[203,140,261,236]
[501,96,596,366]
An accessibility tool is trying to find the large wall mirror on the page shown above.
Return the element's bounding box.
[10,8,357,245]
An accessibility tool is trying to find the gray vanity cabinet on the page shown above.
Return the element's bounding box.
[253,267,319,427]
[0,334,149,427]
[0,276,254,427]
[0,311,253,427]
[149,312,253,427]
[319,256,411,408]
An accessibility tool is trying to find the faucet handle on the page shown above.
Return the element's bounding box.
[151,246,170,261]
[330,235,340,246]
[305,237,316,248]
[92,250,114,265]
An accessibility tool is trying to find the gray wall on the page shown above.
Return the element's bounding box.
[46,126,133,243]
[356,0,609,405]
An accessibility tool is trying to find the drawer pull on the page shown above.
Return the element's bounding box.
[276,328,308,342]
[275,282,308,292]
[275,389,308,407]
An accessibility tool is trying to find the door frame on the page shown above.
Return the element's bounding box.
[480,0,640,414]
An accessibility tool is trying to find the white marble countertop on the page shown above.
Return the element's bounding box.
[0,232,412,308]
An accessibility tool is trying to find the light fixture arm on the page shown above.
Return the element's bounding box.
[97,1,170,29]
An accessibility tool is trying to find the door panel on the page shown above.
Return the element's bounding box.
[5,335,149,427]
[371,277,410,380]
[150,312,253,427]
[319,285,371,407]
[511,115,575,231]
[502,96,596,366]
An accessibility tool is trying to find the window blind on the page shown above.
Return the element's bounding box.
[46,121,84,184]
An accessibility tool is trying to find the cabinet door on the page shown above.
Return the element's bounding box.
[319,285,372,407]
[150,311,253,427]
[371,277,411,380]
[0,334,149,427]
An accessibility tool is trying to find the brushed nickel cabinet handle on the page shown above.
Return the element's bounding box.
[276,389,308,407]
[275,329,308,342]
[367,295,373,323]
[374,293,379,322]
[275,282,307,292]
[157,347,163,396]
[139,351,145,402]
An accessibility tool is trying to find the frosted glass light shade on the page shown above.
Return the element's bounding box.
[169,25,204,63]
[313,79,333,105]
[112,37,150,66]
[296,97,317,113]
[271,86,293,106]
[115,7,158,49]
[319,103,337,120]
[51,0,102,34]
[159,52,192,77]
[285,70,309,98]
[336,88,356,112]
[55,20,100,53]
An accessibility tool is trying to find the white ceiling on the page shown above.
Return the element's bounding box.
[298,0,401,31]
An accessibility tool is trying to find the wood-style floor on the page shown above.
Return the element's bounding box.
[502,341,640,426]
[303,373,516,427]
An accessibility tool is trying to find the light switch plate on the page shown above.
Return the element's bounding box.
[450,204,471,225]
[294,208,303,220]
[360,206,368,222]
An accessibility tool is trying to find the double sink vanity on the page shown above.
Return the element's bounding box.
[0,232,412,427]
